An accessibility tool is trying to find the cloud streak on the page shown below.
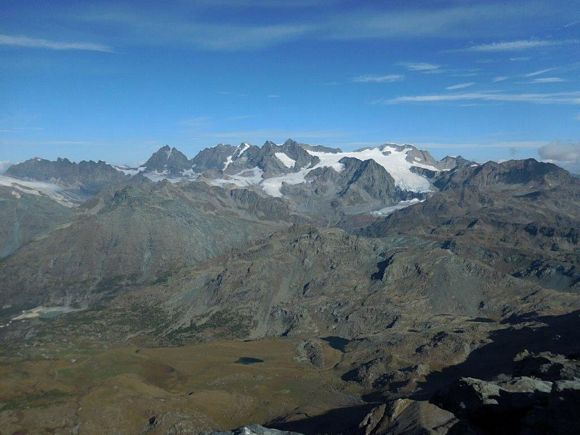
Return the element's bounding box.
[446,82,475,90]
[353,74,404,83]
[73,2,558,52]
[384,91,580,105]
[0,34,112,52]
[464,39,578,52]
[525,68,557,77]
[529,77,566,84]
[399,62,441,72]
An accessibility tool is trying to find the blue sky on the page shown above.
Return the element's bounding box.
[1,0,579,170]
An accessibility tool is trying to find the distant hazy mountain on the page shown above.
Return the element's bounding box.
[6,157,127,196]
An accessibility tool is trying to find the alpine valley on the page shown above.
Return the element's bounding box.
[1,139,579,435]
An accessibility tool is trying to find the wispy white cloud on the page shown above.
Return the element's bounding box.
[325,3,546,41]
[525,68,557,77]
[70,3,567,52]
[446,82,475,90]
[564,20,580,28]
[78,10,313,51]
[399,62,441,73]
[384,91,580,105]
[510,56,531,61]
[464,39,578,52]
[0,33,112,52]
[0,161,12,174]
[493,76,509,82]
[353,74,404,83]
[198,24,313,51]
[529,77,566,84]
[538,141,580,172]
[576,113,580,121]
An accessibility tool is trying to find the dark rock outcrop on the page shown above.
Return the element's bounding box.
[432,351,580,434]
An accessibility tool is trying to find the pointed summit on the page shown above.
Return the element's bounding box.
[144,145,191,175]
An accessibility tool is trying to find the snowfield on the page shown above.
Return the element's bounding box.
[0,175,78,207]
[261,145,438,197]
[274,152,296,168]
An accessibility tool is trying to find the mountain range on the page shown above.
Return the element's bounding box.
[0,139,578,434]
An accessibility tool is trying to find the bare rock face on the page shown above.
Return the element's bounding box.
[191,144,237,171]
[431,351,580,434]
[207,425,303,435]
[514,350,580,381]
[359,399,457,435]
[295,339,325,368]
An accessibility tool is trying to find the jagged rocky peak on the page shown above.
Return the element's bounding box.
[191,143,237,171]
[143,145,192,175]
[214,139,321,177]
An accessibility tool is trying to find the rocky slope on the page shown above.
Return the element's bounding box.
[0,179,300,309]
[0,184,74,258]
[364,159,580,293]
[159,225,578,343]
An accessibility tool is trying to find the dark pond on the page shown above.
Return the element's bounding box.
[235,357,265,365]
[322,336,350,352]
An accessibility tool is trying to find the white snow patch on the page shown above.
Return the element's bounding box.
[371,198,423,216]
[274,152,296,168]
[142,170,197,183]
[206,167,264,188]
[181,169,198,178]
[143,170,170,182]
[0,175,77,207]
[223,154,234,170]
[11,306,83,321]
[224,143,252,170]
[238,143,250,156]
[114,165,145,176]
